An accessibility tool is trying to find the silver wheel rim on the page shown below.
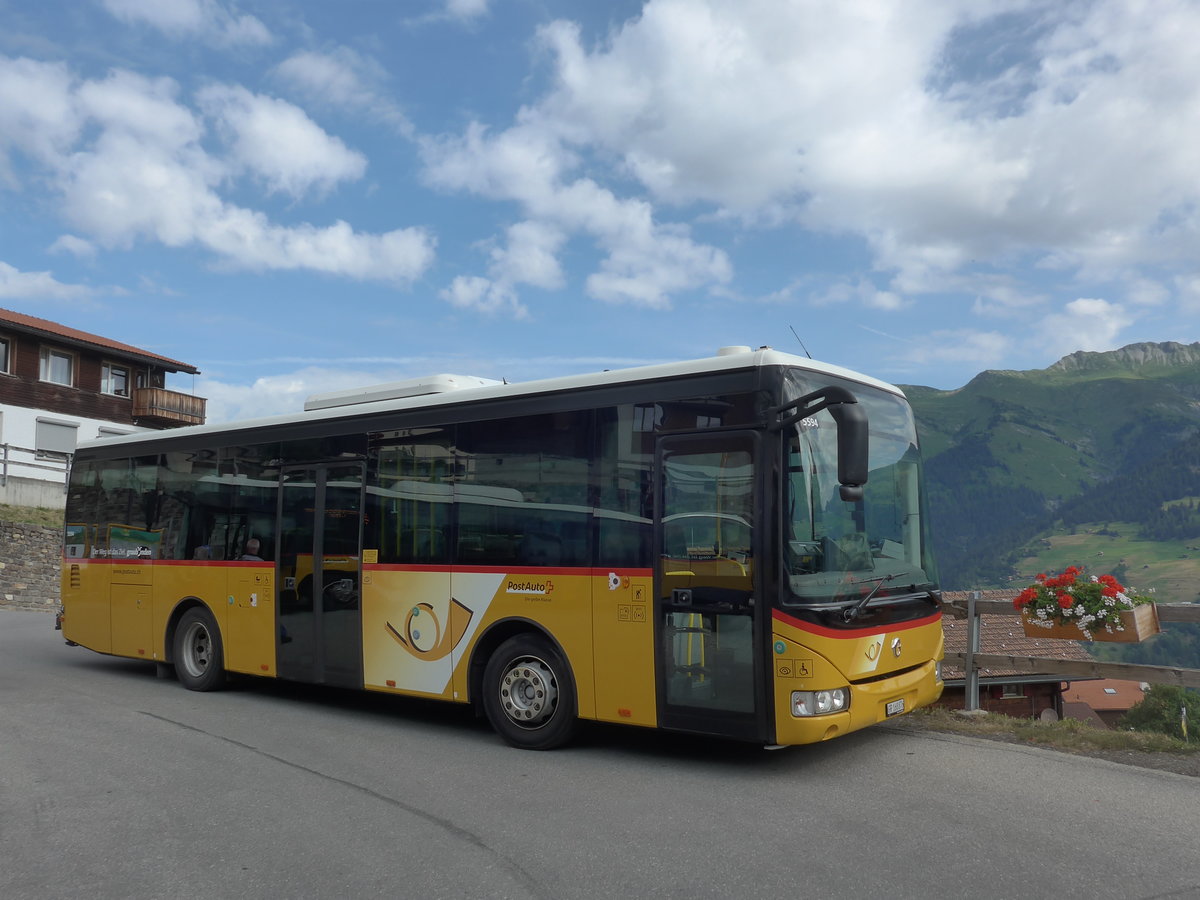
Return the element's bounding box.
[181,620,212,678]
[498,655,558,729]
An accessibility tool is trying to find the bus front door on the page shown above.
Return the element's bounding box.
[276,463,365,687]
[655,433,765,741]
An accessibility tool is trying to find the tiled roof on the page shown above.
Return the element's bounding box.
[941,589,1095,680]
[0,307,199,374]
[1062,679,1146,712]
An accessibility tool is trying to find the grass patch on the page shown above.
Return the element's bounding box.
[912,707,1200,756]
[0,504,63,529]
[1015,521,1200,602]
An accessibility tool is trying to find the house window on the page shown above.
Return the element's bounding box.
[0,336,10,374]
[999,684,1026,699]
[35,417,79,459]
[39,347,75,386]
[102,362,131,397]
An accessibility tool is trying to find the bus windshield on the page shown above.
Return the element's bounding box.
[781,370,936,605]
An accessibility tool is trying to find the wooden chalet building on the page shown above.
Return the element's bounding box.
[0,308,205,507]
[938,590,1097,721]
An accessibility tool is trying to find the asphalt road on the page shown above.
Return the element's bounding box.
[3,607,1199,900]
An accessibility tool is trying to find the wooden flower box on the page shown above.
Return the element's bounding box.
[1020,603,1161,643]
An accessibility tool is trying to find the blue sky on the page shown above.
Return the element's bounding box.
[4,0,1200,422]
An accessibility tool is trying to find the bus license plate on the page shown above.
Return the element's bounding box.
[886,699,905,717]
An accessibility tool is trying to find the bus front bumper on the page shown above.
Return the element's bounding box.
[773,659,943,746]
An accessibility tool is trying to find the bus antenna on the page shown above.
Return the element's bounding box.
[789,325,813,359]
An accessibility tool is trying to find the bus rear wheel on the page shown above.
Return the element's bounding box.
[482,635,578,750]
[173,607,226,692]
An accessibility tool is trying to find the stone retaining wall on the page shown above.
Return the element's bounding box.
[0,522,61,611]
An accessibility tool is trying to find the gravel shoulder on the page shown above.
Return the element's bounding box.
[893,715,1200,777]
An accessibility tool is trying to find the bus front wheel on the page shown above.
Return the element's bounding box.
[482,635,578,750]
[173,607,226,692]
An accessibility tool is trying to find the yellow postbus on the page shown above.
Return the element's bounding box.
[58,346,943,749]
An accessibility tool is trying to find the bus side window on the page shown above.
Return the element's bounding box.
[221,444,279,562]
[369,428,453,565]
[453,411,591,568]
[595,405,652,568]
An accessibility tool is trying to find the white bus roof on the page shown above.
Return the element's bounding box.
[82,346,904,452]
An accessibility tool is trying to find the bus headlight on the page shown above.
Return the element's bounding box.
[792,688,849,717]
[935,660,943,682]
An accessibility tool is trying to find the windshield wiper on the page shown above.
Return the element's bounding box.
[842,573,898,623]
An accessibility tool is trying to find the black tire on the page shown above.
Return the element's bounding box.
[482,634,579,750]
[173,606,226,692]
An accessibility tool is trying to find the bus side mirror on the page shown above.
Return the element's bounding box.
[829,401,868,501]
[772,385,869,501]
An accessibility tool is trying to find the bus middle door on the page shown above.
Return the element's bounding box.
[655,432,766,741]
[276,462,365,687]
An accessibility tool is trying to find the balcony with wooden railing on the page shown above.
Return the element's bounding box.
[132,387,207,427]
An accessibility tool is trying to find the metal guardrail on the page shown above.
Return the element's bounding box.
[0,443,72,489]
[942,592,1200,706]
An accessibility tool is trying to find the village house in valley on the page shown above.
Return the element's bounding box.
[938,590,1099,722]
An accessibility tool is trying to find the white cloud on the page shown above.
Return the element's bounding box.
[489,221,566,290]
[585,223,731,308]
[0,260,93,300]
[422,122,731,311]
[199,369,335,422]
[904,329,1012,367]
[1126,277,1169,307]
[438,220,566,317]
[1037,297,1135,356]
[968,281,1047,318]
[273,49,412,136]
[0,57,79,175]
[78,69,202,149]
[423,122,571,204]
[811,278,908,311]
[440,275,527,318]
[0,55,435,285]
[200,214,435,281]
[492,0,1200,317]
[445,0,490,21]
[1173,277,1200,314]
[102,0,271,47]
[48,235,96,258]
[198,84,368,198]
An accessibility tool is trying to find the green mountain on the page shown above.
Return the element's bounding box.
[902,341,1200,591]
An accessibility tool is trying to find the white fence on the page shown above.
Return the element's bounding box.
[0,443,71,491]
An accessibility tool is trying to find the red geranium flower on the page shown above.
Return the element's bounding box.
[1012,587,1037,609]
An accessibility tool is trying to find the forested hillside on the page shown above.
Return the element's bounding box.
[903,341,1200,590]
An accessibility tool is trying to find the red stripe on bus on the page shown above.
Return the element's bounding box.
[364,564,653,577]
[63,558,655,577]
[771,608,941,638]
[65,558,271,567]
